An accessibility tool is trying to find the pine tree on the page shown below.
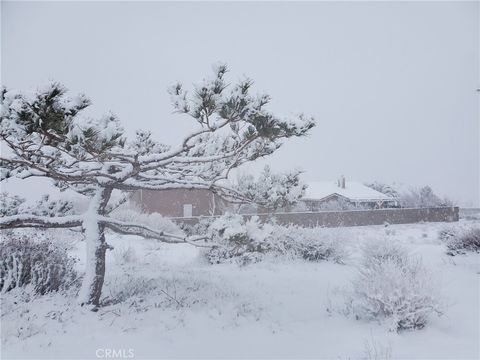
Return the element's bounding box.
[0,65,315,306]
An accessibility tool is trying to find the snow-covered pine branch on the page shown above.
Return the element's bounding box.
[0,213,83,229]
[0,65,315,306]
[235,165,306,211]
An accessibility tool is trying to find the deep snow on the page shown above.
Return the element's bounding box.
[1,220,479,359]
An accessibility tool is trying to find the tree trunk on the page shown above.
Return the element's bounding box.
[78,187,112,307]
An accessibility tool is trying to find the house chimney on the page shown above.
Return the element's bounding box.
[341,175,346,189]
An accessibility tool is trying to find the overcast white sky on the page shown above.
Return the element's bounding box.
[2,1,479,206]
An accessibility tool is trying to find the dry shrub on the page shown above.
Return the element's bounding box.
[344,239,443,331]
[443,226,480,255]
[0,235,77,294]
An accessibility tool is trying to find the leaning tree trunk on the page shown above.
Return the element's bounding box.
[78,187,112,306]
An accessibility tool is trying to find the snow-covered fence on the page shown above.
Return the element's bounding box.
[173,206,459,228]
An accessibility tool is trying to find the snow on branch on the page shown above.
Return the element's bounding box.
[235,166,306,210]
[0,214,83,229]
[101,217,212,247]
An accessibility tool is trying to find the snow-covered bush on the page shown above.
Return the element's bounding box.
[32,195,74,217]
[104,274,157,306]
[0,235,77,295]
[365,182,454,208]
[286,227,347,263]
[362,336,393,360]
[204,214,346,265]
[359,239,409,269]
[344,239,442,331]
[102,271,265,323]
[180,216,214,237]
[113,245,137,265]
[0,192,24,216]
[111,207,184,236]
[0,192,74,218]
[205,214,272,265]
[400,186,452,208]
[438,226,457,242]
[443,226,480,255]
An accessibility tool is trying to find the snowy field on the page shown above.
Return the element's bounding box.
[2,219,479,360]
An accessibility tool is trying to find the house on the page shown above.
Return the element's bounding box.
[301,177,398,211]
[130,189,229,218]
[131,177,397,218]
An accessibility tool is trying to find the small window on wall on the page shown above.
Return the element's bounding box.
[183,204,193,217]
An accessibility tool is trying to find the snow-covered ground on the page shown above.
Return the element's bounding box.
[2,219,479,359]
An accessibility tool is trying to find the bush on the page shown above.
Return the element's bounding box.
[282,226,347,263]
[444,226,480,255]
[399,185,452,208]
[180,216,214,237]
[344,239,442,331]
[113,245,137,265]
[438,227,456,242]
[103,274,157,306]
[204,214,346,265]
[204,214,270,265]
[111,207,184,236]
[360,239,409,268]
[102,271,265,324]
[0,235,77,295]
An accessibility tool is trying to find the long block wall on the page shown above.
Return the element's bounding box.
[172,207,460,228]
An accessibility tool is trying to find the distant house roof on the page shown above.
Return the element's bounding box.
[304,181,394,203]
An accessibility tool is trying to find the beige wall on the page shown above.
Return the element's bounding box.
[176,207,459,228]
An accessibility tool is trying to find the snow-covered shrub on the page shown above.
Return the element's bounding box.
[111,208,183,236]
[400,186,452,208]
[0,192,24,216]
[180,216,214,237]
[5,228,80,252]
[102,270,265,323]
[362,336,393,360]
[0,193,75,218]
[360,239,409,269]
[438,227,456,242]
[205,214,272,265]
[113,245,137,265]
[204,214,346,265]
[344,239,442,331]
[32,194,74,217]
[0,235,77,295]
[104,274,157,306]
[284,227,347,263]
[443,226,480,255]
[366,183,454,208]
